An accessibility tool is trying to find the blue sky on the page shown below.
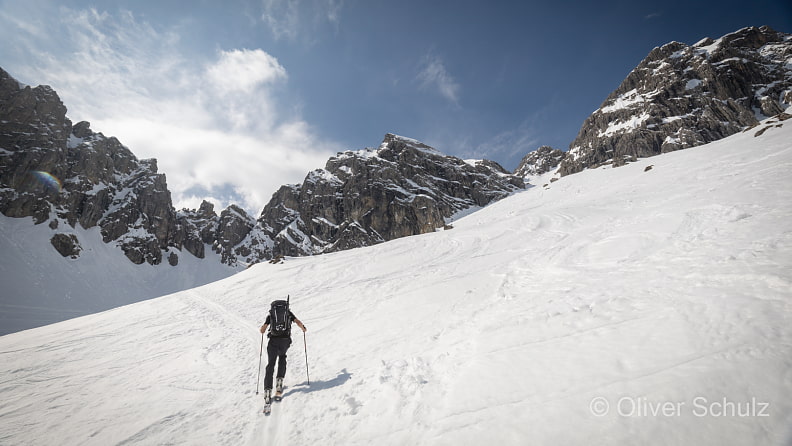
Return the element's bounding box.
[2,0,790,214]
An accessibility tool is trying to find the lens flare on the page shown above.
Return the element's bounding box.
[31,171,62,194]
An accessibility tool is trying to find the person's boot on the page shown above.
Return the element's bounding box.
[275,377,284,400]
[264,388,272,404]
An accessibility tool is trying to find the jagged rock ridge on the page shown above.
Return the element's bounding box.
[514,146,567,178]
[0,67,254,266]
[559,25,792,175]
[249,133,525,258]
[1,67,523,267]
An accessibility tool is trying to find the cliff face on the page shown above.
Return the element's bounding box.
[559,26,792,175]
[1,68,174,264]
[0,67,258,266]
[514,146,567,178]
[252,133,525,258]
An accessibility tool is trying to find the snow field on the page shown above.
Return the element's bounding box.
[1,116,791,445]
[0,213,239,335]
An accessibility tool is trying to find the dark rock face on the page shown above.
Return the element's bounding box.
[251,134,525,257]
[0,67,205,265]
[213,205,256,264]
[175,200,270,267]
[50,233,81,259]
[176,200,217,259]
[514,146,567,177]
[559,26,792,175]
[0,69,71,224]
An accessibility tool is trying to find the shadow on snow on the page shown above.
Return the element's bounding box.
[284,369,352,397]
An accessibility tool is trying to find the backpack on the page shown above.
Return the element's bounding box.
[269,299,291,337]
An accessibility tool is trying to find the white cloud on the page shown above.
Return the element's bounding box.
[1,7,337,215]
[417,55,461,105]
[205,49,287,95]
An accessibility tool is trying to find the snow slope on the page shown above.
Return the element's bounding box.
[1,117,791,445]
[0,218,238,335]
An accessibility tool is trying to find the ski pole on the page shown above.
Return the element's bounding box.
[255,331,264,394]
[303,331,310,385]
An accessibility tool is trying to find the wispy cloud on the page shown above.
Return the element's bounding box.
[259,0,345,40]
[470,119,544,170]
[1,7,338,214]
[417,55,461,105]
[260,0,301,40]
[644,12,662,20]
[324,0,344,28]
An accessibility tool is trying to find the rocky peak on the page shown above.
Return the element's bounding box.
[558,26,792,176]
[379,133,442,156]
[0,68,69,148]
[213,204,255,264]
[71,120,93,138]
[514,146,567,178]
[246,134,525,259]
[715,25,779,50]
[0,68,206,266]
[197,200,217,219]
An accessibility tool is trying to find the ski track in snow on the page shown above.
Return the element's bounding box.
[1,118,792,444]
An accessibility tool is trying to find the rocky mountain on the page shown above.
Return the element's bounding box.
[0,67,260,268]
[248,133,525,258]
[514,145,567,178]
[1,67,523,271]
[559,26,792,175]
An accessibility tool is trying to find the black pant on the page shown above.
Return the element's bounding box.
[264,337,291,390]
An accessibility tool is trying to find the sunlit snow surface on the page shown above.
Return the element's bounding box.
[1,117,791,445]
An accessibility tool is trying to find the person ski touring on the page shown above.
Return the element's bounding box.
[259,299,306,407]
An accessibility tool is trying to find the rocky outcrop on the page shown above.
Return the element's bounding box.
[249,134,525,258]
[0,67,206,265]
[176,200,217,259]
[175,200,271,267]
[0,68,71,224]
[50,233,81,259]
[514,146,567,178]
[559,26,792,175]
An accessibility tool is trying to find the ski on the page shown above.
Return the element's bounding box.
[274,392,283,402]
[263,403,272,415]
